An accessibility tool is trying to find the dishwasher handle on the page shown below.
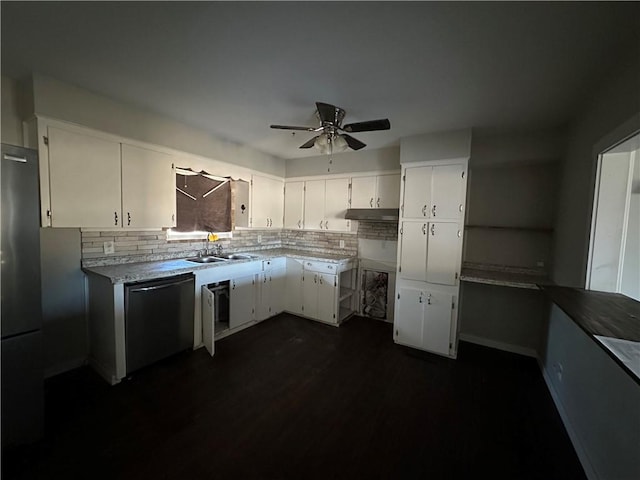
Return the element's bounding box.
[127,276,194,293]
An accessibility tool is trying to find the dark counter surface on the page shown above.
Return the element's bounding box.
[541,285,640,385]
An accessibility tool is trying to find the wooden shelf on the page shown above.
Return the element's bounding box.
[460,263,550,290]
[339,287,355,303]
[465,225,554,233]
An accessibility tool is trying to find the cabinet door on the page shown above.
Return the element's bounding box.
[302,271,319,318]
[376,174,401,208]
[285,259,304,315]
[256,272,271,321]
[324,178,350,231]
[426,223,461,285]
[252,175,283,228]
[201,285,215,356]
[394,287,424,349]
[317,273,337,323]
[399,221,428,281]
[350,176,376,208]
[402,166,432,219]
[422,291,453,356]
[121,144,176,228]
[230,274,255,328]
[431,164,465,220]
[48,126,122,228]
[304,179,326,231]
[271,267,286,315]
[284,181,305,229]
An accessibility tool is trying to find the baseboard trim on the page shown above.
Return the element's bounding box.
[44,356,88,379]
[458,333,537,358]
[540,366,598,480]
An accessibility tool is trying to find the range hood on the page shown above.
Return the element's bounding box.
[344,208,399,222]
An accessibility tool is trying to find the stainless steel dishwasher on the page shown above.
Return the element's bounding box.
[124,273,195,374]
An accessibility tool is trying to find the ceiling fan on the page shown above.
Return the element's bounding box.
[270,102,390,153]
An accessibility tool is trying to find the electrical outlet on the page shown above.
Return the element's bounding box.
[554,362,563,382]
[103,241,115,254]
[339,240,345,248]
[257,234,262,244]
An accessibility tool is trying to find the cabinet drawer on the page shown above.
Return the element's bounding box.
[263,257,286,270]
[303,260,338,274]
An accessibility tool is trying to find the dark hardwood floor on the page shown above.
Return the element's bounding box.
[3,314,586,480]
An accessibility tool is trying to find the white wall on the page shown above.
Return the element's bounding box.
[460,129,562,354]
[30,74,286,177]
[541,305,640,480]
[400,128,471,163]
[552,49,640,287]
[285,146,400,178]
[1,75,23,146]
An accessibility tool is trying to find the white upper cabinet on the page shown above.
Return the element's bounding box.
[376,174,401,208]
[47,126,122,228]
[430,164,465,220]
[284,181,305,229]
[402,166,432,218]
[402,165,465,220]
[303,179,326,230]
[350,174,400,208]
[303,178,350,231]
[251,174,284,228]
[121,144,176,229]
[324,178,350,231]
[350,176,377,208]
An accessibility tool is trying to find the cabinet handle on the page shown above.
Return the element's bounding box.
[127,212,131,226]
[427,293,432,305]
[319,276,323,285]
[458,230,461,238]
[431,224,435,236]
[232,280,236,289]
[114,212,118,226]
[459,204,463,212]
[422,205,427,217]
[370,197,374,208]
[320,220,323,229]
[314,274,318,283]
[297,220,301,228]
[419,294,423,304]
[432,205,437,217]
[377,198,380,208]
[264,276,267,283]
[421,224,426,235]
[324,220,329,230]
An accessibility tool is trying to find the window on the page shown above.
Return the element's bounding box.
[587,133,640,301]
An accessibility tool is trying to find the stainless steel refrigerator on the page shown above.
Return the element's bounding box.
[1,143,44,447]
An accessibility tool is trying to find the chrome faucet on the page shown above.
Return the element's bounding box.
[214,243,223,256]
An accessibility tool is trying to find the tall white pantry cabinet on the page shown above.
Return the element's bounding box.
[394,159,468,358]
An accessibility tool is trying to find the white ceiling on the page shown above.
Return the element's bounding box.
[2,2,639,159]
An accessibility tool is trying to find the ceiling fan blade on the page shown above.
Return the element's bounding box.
[342,134,366,151]
[270,124,317,131]
[316,102,345,126]
[342,118,391,133]
[299,136,318,149]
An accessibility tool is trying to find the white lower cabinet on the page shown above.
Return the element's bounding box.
[257,260,286,321]
[394,286,455,356]
[230,274,256,329]
[303,271,337,323]
[285,258,304,315]
[298,260,356,325]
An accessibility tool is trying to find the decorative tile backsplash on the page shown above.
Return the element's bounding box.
[357,221,399,241]
[81,227,366,267]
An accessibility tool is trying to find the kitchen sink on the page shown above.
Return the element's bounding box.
[186,256,229,263]
[222,253,260,260]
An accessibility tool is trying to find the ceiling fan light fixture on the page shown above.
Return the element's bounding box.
[314,133,331,154]
[333,134,349,152]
